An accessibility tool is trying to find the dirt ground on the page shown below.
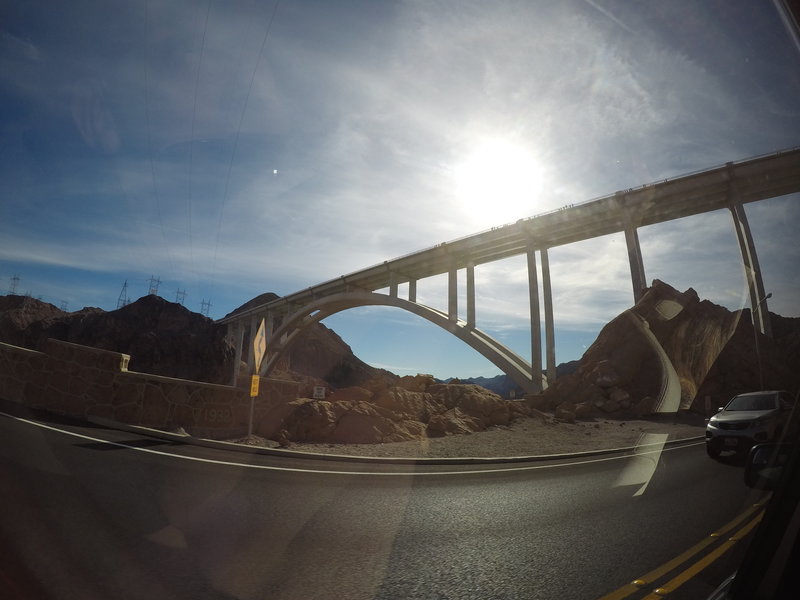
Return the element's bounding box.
[233,414,707,459]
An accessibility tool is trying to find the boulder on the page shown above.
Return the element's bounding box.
[427,407,482,437]
[554,403,576,423]
[372,386,435,421]
[396,374,436,392]
[328,386,373,404]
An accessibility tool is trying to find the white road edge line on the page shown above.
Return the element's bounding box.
[2,411,705,477]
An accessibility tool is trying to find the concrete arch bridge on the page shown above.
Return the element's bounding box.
[217,147,800,393]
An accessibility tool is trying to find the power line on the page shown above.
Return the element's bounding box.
[185,0,213,288]
[142,0,177,283]
[209,0,282,298]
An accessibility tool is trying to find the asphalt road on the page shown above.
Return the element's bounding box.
[0,405,766,600]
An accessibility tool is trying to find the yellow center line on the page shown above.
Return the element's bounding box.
[596,498,770,600]
[642,511,764,598]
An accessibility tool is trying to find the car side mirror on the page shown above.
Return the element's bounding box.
[717,407,724,413]
[744,443,790,490]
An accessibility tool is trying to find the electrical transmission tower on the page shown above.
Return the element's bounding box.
[147,275,162,296]
[59,300,69,312]
[175,289,187,305]
[200,298,212,317]
[8,274,20,295]
[117,280,131,308]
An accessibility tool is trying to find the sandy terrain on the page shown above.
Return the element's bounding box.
[234,414,707,459]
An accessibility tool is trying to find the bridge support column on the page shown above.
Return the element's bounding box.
[246,314,257,373]
[408,279,417,303]
[265,312,275,343]
[466,262,475,328]
[527,247,543,385]
[624,223,647,304]
[541,248,556,384]
[389,271,398,298]
[729,200,772,337]
[448,264,458,322]
[231,323,244,386]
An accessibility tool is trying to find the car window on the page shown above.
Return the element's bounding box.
[726,394,779,411]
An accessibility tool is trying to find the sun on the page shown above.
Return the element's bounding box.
[453,139,544,226]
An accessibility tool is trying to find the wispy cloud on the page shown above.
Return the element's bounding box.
[2,0,799,376]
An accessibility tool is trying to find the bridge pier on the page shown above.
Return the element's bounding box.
[729,200,772,337]
[466,262,476,328]
[246,314,258,374]
[614,192,648,304]
[230,323,245,386]
[541,248,556,383]
[526,246,557,389]
[527,247,543,385]
[624,224,647,304]
[448,263,458,321]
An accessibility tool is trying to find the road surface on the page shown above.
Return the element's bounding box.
[0,403,764,600]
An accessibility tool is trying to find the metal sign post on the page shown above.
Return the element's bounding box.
[248,318,267,437]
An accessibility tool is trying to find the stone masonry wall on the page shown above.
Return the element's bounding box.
[0,339,299,439]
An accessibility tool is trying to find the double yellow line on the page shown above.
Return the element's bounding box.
[598,496,770,600]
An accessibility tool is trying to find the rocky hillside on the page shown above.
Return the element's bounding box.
[534,280,800,420]
[0,292,394,389]
[0,294,233,384]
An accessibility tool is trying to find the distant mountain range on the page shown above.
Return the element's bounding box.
[453,361,580,399]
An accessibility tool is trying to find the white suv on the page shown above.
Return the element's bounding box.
[705,390,794,459]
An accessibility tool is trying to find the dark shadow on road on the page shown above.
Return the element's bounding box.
[0,396,107,429]
[710,452,748,468]
[75,439,184,451]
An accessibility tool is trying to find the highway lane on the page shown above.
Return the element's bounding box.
[0,409,764,600]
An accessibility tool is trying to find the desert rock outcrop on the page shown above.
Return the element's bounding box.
[259,378,531,444]
[538,280,799,419]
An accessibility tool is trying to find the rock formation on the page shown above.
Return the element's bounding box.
[536,280,799,420]
[259,374,532,444]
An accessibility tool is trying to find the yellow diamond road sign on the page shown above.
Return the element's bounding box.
[253,318,267,373]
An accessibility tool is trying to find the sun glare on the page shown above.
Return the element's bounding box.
[453,139,544,226]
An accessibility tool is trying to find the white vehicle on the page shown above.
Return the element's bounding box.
[705,390,794,459]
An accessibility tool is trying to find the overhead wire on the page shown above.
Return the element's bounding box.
[206,0,283,312]
[143,0,177,286]
[186,0,214,291]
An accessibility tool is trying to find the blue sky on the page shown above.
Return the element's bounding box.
[2,0,799,379]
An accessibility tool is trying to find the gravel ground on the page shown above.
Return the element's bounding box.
[230,414,707,459]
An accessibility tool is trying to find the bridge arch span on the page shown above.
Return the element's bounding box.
[259,291,545,393]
